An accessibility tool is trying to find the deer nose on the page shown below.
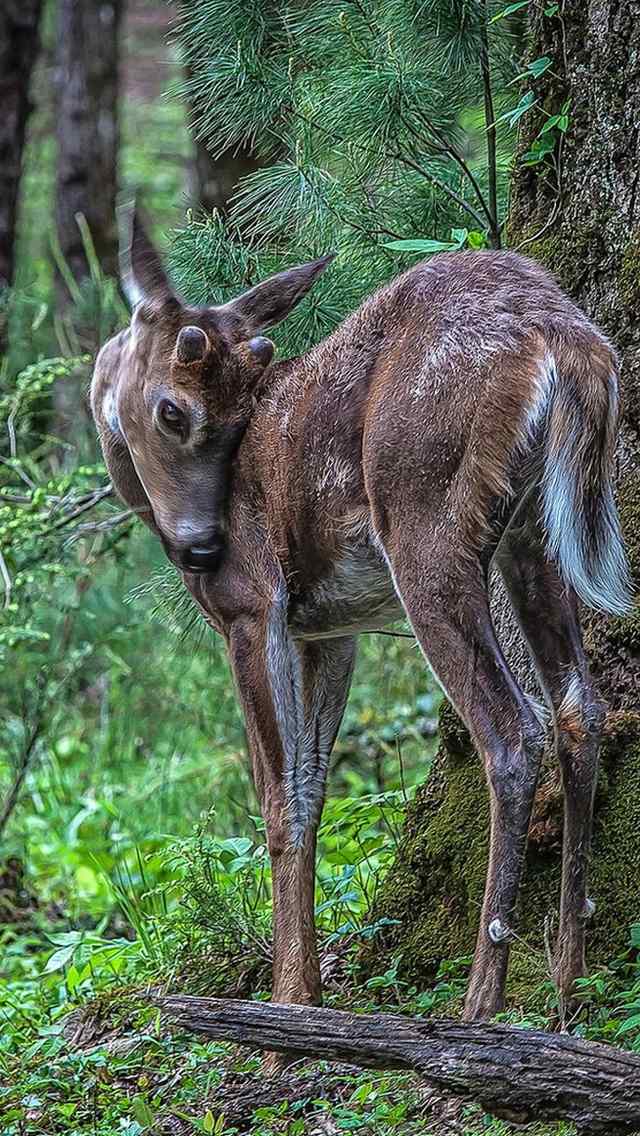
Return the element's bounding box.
[178,530,225,574]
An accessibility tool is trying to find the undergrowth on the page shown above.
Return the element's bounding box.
[3,793,640,1136]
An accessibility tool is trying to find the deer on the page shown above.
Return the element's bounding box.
[91,207,633,1034]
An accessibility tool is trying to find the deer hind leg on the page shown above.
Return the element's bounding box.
[496,508,605,1011]
[377,522,546,1021]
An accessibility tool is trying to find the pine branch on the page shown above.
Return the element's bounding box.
[390,150,486,231]
[411,107,496,233]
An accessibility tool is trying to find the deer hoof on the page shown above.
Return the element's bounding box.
[488,917,513,944]
[582,897,596,919]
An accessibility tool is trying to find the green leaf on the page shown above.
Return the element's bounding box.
[522,132,557,164]
[527,55,553,78]
[498,90,536,128]
[132,1095,156,1128]
[65,964,81,993]
[490,0,529,22]
[44,944,76,973]
[466,230,487,249]
[449,228,468,247]
[540,114,561,134]
[616,1014,640,1036]
[202,1111,215,1133]
[545,2,559,14]
[383,239,459,254]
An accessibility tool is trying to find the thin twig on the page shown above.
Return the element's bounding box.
[38,485,114,536]
[0,455,36,490]
[479,5,500,248]
[411,108,495,233]
[391,151,487,231]
[0,548,12,609]
[67,510,135,540]
[6,402,18,459]
[0,705,44,840]
[363,629,415,639]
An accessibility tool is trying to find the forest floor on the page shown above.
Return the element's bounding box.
[5,871,633,1136]
[8,951,576,1136]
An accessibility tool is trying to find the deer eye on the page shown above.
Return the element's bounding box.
[158,399,187,438]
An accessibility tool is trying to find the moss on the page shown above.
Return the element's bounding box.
[584,471,640,669]
[619,235,640,309]
[512,222,604,294]
[360,703,487,977]
[364,705,640,1001]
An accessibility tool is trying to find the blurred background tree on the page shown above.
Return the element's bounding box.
[0,1,43,353]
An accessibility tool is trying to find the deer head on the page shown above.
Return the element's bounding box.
[91,208,333,574]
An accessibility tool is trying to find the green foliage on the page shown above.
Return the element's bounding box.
[171,0,520,336]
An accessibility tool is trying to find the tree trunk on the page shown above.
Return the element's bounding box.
[0,0,42,341]
[158,995,640,1134]
[365,0,640,995]
[53,0,122,299]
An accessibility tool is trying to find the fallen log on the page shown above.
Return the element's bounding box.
[157,995,640,1135]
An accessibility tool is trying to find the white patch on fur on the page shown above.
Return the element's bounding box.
[558,672,584,724]
[542,368,633,615]
[102,389,121,436]
[525,351,556,436]
[488,917,513,944]
[173,518,211,543]
[316,456,354,496]
[527,693,551,731]
[583,897,596,919]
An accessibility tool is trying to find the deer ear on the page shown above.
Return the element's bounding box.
[217,253,335,335]
[118,201,177,310]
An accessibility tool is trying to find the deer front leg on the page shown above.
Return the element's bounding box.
[228,602,356,1017]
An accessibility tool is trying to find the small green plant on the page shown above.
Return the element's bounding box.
[385,227,489,255]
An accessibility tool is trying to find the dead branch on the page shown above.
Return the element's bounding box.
[157,995,640,1135]
[0,709,43,840]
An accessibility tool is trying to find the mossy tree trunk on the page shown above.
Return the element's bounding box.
[367,0,640,995]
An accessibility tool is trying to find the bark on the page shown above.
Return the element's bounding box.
[53,0,122,299]
[365,0,640,991]
[159,994,640,1134]
[0,0,42,310]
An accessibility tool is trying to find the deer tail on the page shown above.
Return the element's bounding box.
[538,350,633,616]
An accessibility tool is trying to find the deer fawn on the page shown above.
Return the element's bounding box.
[91,208,632,1025]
